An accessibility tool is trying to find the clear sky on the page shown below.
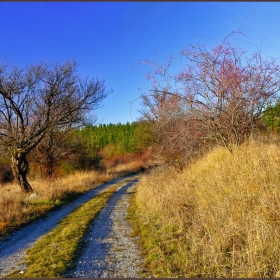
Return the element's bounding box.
[1,2,280,125]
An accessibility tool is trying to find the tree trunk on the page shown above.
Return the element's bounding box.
[11,153,33,193]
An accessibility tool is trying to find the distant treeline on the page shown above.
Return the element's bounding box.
[79,122,140,159]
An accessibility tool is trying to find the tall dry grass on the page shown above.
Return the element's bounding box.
[134,140,280,277]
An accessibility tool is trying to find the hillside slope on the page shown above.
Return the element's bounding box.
[132,140,280,277]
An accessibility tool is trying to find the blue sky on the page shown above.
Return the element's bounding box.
[1,2,280,124]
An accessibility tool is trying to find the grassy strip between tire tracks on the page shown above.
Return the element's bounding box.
[5,177,137,278]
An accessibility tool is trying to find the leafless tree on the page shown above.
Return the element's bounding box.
[0,60,108,192]
[139,89,206,168]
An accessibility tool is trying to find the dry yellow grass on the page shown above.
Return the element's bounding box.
[0,169,117,237]
[134,140,280,277]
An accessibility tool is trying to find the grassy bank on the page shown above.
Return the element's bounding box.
[131,140,280,277]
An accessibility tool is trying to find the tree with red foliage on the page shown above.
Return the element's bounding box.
[177,32,280,150]
[140,32,280,154]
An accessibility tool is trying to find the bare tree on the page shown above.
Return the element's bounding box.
[0,60,108,192]
[137,56,206,167]
[139,89,206,168]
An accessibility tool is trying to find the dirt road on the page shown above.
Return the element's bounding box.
[0,175,149,278]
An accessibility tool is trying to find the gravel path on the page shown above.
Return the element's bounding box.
[0,175,140,277]
[68,178,150,278]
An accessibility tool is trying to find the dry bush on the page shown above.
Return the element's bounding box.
[101,146,154,176]
[135,140,280,277]
[0,162,14,184]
